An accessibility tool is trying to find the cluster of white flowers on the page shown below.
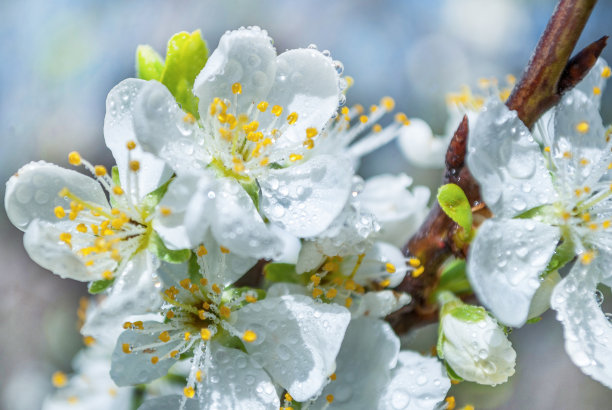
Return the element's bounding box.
[4,27,458,409]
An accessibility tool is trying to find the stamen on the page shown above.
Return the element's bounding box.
[68,151,82,166]
[52,371,68,388]
[183,386,195,398]
[242,330,257,343]
[54,206,66,219]
[126,141,136,150]
[576,121,590,134]
[94,165,107,176]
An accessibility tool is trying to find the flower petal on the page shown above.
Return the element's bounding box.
[139,396,199,410]
[397,118,448,168]
[351,291,412,319]
[259,155,352,237]
[263,48,340,151]
[133,80,207,175]
[233,294,351,401]
[467,218,560,327]
[194,26,276,116]
[23,219,93,281]
[198,343,280,410]
[104,78,172,201]
[466,99,555,218]
[211,178,283,259]
[574,57,608,110]
[313,317,399,409]
[378,351,450,410]
[5,161,108,231]
[110,324,182,386]
[351,241,409,287]
[295,240,325,274]
[551,263,612,388]
[199,228,257,287]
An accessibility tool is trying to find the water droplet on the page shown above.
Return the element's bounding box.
[390,390,411,409]
[595,290,604,306]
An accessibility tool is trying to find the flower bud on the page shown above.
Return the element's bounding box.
[437,294,516,385]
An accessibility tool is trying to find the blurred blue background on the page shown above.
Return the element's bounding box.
[2,0,612,408]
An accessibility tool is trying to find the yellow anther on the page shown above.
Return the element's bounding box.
[257,101,269,112]
[102,270,114,280]
[196,370,203,382]
[198,310,206,320]
[151,356,159,364]
[133,321,144,330]
[184,386,195,398]
[54,206,66,219]
[122,343,132,354]
[58,187,69,197]
[183,113,196,124]
[412,266,425,278]
[575,189,582,197]
[218,127,232,141]
[345,297,353,308]
[68,397,78,404]
[245,295,257,303]
[446,396,456,410]
[312,288,324,298]
[408,258,420,267]
[325,288,338,299]
[385,262,396,273]
[582,213,591,222]
[326,395,334,404]
[219,305,231,318]
[576,121,590,133]
[287,112,298,125]
[323,261,339,272]
[159,331,171,343]
[129,160,140,172]
[341,107,349,115]
[259,157,270,166]
[202,302,210,310]
[243,330,257,343]
[372,124,382,133]
[197,245,208,256]
[113,186,124,195]
[243,120,259,133]
[179,278,192,289]
[344,279,357,291]
[602,66,611,78]
[94,165,107,176]
[306,127,318,139]
[380,278,391,287]
[159,206,172,216]
[200,278,208,287]
[589,223,598,230]
[285,393,293,402]
[263,137,273,146]
[126,140,136,150]
[59,232,72,245]
[271,105,283,116]
[110,249,121,261]
[381,96,395,111]
[232,82,242,94]
[220,246,230,254]
[544,146,551,153]
[83,335,96,346]
[370,105,378,113]
[354,104,364,114]
[584,186,591,194]
[604,221,611,229]
[563,151,572,159]
[212,283,221,294]
[303,139,315,149]
[200,328,212,340]
[581,251,595,265]
[580,158,589,166]
[289,153,303,162]
[217,113,228,123]
[166,310,175,319]
[123,321,132,329]
[310,274,321,286]
[52,371,68,388]
[359,115,368,124]
[233,159,245,173]
[594,86,602,95]
[68,151,82,166]
[209,103,217,116]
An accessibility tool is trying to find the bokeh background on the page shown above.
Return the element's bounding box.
[2,0,612,408]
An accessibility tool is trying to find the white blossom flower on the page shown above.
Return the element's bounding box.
[399,77,515,168]
[437,294,516,385]
[4,79,175,333]
[466,58,612,387]
[360,173,430,247]
[299,317,450,410]
[112,231,351,409]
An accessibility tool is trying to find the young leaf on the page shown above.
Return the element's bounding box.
[160,30,208,118]
[263,263,306,285]
[141,177,173,212]
[89,278,115,294]
[148,232,191,264]
[437,183,472,233]
[136,45,165,81]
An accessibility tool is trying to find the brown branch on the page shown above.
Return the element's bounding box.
[389,0,603,334]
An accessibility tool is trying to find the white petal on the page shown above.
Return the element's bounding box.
[397,118,448,168]
[466,99,555,218]
[211,178,283,259]
[527,270,561,319]
[313,317,399,409]
[260,155,352,237]
[194,27,276,116]
[295,240,325,274]
[467,218,560,327]
[233,294,351,401]
[551,263,612,388]
[82,253,162,343]
[199,229,257,287]
[574,57,608,110]
[352,241,408,287]
[5,161,108,231]
[199,343,280,410]
[104,78,172,201]
[153,172,216,250]
[378,351,450,410]
[264,48,340,151]
[266,282,309,298]
[23,219,93,281]
[351,291,411,319]
[139,396,199,410]
[110,324,182,386]
[133,80,207,175]
[549,89,607,189]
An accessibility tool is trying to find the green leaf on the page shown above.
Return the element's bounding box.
[526,316,542,324]
[263,263,306,285]
[160,30,208,118]
[89,278,115,294]
[141,177,173,212]
[148,232,191,264]
[449,304,487,323]
[437,183,472,233]
[136,45,165,81]
[543,237,575,275]
[187,252,203,282]
[435,259,471,296]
